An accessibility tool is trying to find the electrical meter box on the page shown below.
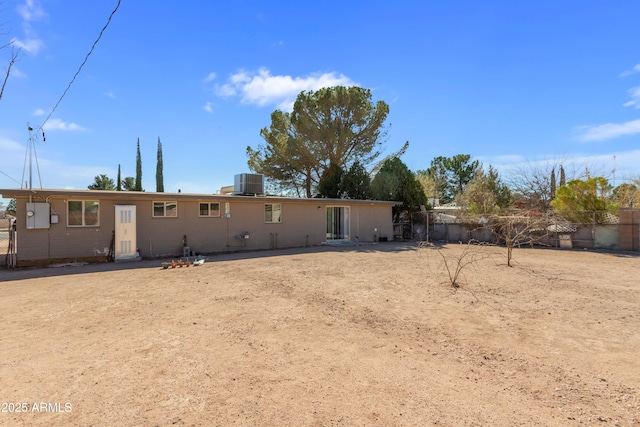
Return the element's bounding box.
[26,202,51,229]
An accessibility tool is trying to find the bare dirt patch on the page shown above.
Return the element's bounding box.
[1,242,639,426]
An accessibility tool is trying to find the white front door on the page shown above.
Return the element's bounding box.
[115,205,137,260]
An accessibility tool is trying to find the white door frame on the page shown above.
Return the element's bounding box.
[326,206,350,240]
[114,205,137,261]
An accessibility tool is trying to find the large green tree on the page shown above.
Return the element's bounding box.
[419,154,480,204]
[248,86,389,197]
[316,162,344,198]
[340,160,372,200]
[88,174,116,190]
[156,137,164,192]
[416,169,445,206]
[249,110,314,197]
[552,177,615,223]
[371,157,427,222]
[461,166,512,215]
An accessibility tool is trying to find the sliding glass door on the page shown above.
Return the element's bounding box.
[326,206,350,240]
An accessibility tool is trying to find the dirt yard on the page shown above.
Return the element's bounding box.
[0,242,638,426]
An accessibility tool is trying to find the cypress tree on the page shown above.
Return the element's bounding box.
[135,138,143,192]
[117,164,122,191]
[550,168,556,200]
[559,165,566,187]
[156,137,164,192]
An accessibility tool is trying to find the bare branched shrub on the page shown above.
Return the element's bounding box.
[432,240,493,288]
[490,213,553,267]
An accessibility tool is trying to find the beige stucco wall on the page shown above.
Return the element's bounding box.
[6,191,395,265]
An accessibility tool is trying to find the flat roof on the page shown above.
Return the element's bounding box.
[0,188,399,206]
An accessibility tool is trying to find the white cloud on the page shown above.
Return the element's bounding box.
[10,66,27,79]
[213,68,357,111]
[490,154,527,165]
[32,108,45,116]
[105,91,116,99]
[215,83,237,97]
[42,118,86,132]
[16,0,46,21]
[0,136,24,152]
[11,36,44,54]
[203,102,214,113]
[558,150,640,182]
[623,86,640,109]
[576,119,640,142]
[487,150,640,185]
[13,0,46,55]
[620,64,640,77]
[203,72,216,83]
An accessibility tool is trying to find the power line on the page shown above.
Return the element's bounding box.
[1,2,121,189]
[0,169,21,186]
[37,0,122,133]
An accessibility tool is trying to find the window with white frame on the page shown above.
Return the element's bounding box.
[68,200,100,226]
[265,203,282,223]
[199,202,220,217]
[153,201,177,217]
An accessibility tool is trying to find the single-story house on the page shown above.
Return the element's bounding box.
[0,186,396,267]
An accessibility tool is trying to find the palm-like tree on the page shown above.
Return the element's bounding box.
[88,174,116,190]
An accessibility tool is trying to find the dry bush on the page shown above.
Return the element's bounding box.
[420,240,494,289]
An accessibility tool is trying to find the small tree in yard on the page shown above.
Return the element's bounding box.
[489,213,551,267]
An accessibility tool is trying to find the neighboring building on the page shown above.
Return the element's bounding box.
[0,187,396,267]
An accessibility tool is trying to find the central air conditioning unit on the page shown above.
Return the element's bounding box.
[234,173,264,196]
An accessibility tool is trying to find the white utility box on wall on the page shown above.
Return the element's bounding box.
[26,202,51,229]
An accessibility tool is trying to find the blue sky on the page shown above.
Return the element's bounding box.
[1,0,639,204]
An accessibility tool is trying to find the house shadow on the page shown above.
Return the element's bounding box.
[0,241,419,282]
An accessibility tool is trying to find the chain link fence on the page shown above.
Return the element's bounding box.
[1,216,17,268]
[407,209,639,251]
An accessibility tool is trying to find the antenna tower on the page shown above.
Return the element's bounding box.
[22,123,44,190]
